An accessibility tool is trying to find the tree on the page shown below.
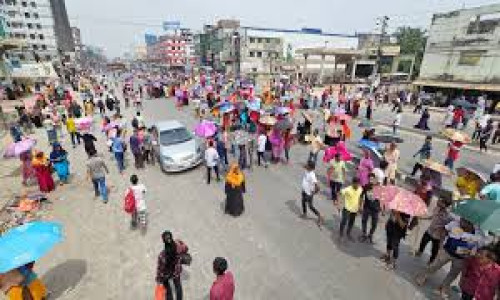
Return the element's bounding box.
[394,27,427,77]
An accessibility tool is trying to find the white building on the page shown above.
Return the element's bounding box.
[2,0,59,62]
[416,4,500,93]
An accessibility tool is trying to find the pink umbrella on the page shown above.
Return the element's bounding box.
[323,141,352,162]
[4,138,36,158]
[194,120,217,138]
[75,117,93,131]
[388,188,428,216]
[373,185,400,208]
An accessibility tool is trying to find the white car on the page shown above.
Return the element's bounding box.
[152,120,204,172]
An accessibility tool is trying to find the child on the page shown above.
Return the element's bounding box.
[444,141,462,170]
[130,174,147,231]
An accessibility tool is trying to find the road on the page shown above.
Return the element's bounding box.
[18,94,496,299]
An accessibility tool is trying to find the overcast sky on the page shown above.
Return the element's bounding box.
[66,0,500,57]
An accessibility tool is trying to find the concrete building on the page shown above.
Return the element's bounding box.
[71,26,81,61]
[2,0,59,62]
[146,28,197,68]
[416,3,500,95]
[49,0,73,53]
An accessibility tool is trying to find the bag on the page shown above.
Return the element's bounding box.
[154,284,166,300]
[180,253,192,266]
[124,188,136,214]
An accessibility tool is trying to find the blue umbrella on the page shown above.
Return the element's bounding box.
[359,139,382,151]
[0,221,63,273]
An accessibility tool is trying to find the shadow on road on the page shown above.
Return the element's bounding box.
[42,259,87,299]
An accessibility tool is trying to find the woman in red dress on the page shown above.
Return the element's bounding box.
[32,151,55,193]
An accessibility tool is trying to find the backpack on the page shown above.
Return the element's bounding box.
[124,188,136,214]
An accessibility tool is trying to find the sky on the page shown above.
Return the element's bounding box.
[66,0,500,58]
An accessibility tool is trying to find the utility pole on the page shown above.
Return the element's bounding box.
[373,16,389,78]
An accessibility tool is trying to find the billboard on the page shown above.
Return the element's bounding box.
[144,34,158,46]
[163,21,181,31]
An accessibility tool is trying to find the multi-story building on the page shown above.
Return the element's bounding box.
[71,26,81,61]
[147,28,197,69]
[49,0,73,53]
[416,3,500,96]
[1,0,72,62]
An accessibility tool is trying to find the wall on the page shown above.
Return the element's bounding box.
[420,3,500,83]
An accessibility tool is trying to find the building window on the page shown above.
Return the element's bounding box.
[19,54,25,60]
[21,1,27,6]
[29,34,35,39]
[257,51,262,58]
[252,68,257,72]
[24,12,30,18]
[45,55,51,60]
[265,38,271,44]
[27,23,33,29]
[249,37,255,43]
[36,24,42,29]
[257,38,262,43]
[30,1,36,7]
[467,13,500,35]
[458,51,485,66]
[32,44,38,50]
[249,51,255,57]
[33,13,39,19]
[38,34,44,40]
[41,45,47,50]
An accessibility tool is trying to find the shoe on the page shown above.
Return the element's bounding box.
[367,235,374,244]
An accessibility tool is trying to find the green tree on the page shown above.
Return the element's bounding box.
[394,27,427,77]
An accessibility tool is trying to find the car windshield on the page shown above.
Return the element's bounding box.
[160,127,192,146]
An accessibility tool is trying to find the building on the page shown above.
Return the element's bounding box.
[49,0,73,53]
[1,0,72,63]
[71,26,81,61]
[416,4,500,96]
[147,28,197,69]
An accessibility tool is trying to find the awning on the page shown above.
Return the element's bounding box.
[413,79,500,92]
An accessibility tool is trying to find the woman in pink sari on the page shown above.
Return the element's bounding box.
[270,129,283,162]
[31,151,55,193]
[357,150,374,187]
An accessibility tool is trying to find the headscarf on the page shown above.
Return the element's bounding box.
[161,231,177,275]
[50,143,67,161]
[31,151,48,167]
[226,163,244,188]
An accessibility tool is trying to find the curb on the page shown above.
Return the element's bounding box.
[371,120,500,154]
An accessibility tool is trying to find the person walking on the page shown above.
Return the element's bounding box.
[338,177,363,241]
[210,257,235,300]
[301,160,323,225]
[459,246,500,300]
[205,140,220,184]
[382,210,410,270]
[49,143,70,185]
[216,136,229,171]
[257,132,268,167]
[415,198,453,265]
[156,231,189,300]
[130,129,144,169]
[86,150,109,203]
[357,150,374,187]
[384,142,400,185]
[308,129,325,165]
[224,164,245,217]
[359,173,381,243]
[326,154,347,204]
[129,174,147,230]
[392,107,402,135]
[65,114,80,147]
[411,136,433,177]
[414,108,430,130]
[80,131,97,157]
[479,119,493,152]
[111,130,126,173]
[32,151,55,193]
[444,141,462,170]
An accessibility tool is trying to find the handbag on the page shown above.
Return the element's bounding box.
[179,253,192,266]
[154,284,166,300]
[123,188,136,214]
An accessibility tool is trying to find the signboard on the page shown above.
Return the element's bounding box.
[144,34,158,46]
[163,21,181,31]
[11,62,58,79]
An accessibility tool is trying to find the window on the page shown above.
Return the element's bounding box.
[257,38,262,43]
[257,51,262,58]
[249,51,255,57]
[265,38,271,44]
[252,67,257,72]
[467,13,500,34]
[458,51,485,66]
[29,34,35,39]
[27,23,33,29]
[33,13,39,19]
[21,1,27,6]
[249,37,255,43]
[41,45,46,50]
[38,34,44,40]
[24,12,30,18]
[32,44,38,50]
[36,24,41,29]
[30,1,36,7]
[45,55,51,60]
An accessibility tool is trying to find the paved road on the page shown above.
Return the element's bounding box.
[20,95,487,299]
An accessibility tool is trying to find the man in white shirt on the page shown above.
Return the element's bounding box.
[257,133,268,167]
[129,174,147,229]
[205,140,220,184]
[301,160,323,225]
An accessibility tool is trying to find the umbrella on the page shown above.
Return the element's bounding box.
[275,118,293,131]
[441,128,471,143]
[389,187,428,216]
[334,113,351,122]
[0,221,63,273]
[323,142,352,162]
[359,139,382,151]
[373,185,400,207]
[194,120,217,138]
[422,159,452,176]
[456,167,487,186]
[260,115,277,126]
[452,99,477,109]
[4,138,36,158]
[453,200,500,234]
[75,117,93,131]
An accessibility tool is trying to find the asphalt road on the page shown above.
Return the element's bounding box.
[26,93,494,299]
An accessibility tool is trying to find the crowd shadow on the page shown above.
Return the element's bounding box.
[41,259,87,299]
